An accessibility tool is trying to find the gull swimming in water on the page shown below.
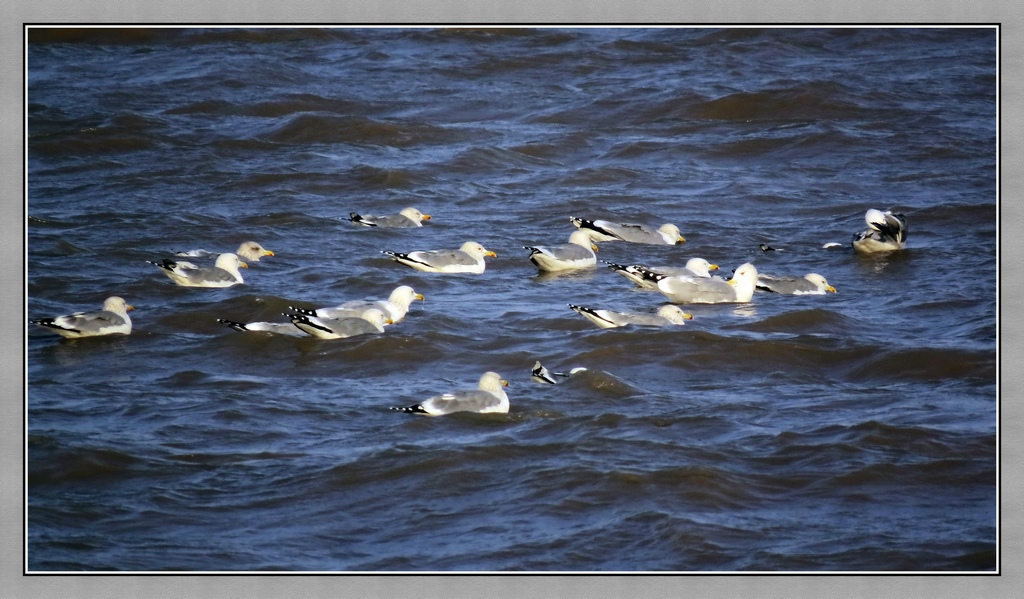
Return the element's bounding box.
[570,216,685,245]
[149,253,248,287]
[30,296,134,338]
[641,263,759,304]
[852,208,907,253]
[175,241,275,262]
[282,308,391,340]
[568,304,693,329]
[287,286,424,324]
[605,258,719,289]
[524,230,598,272]
[756,273,837,295]
[348,207,431,228]
[383,241,496,274]
[391,371,510,416]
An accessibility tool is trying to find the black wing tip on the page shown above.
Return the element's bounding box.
[30,318,79,333]
[147,259,174,270]
[286,306,317,316]
[216,318,249,331]
[349,212,377,226]
[390,404,428,414]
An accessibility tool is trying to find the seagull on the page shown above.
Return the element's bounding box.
[287,286,424,324]
[852,208,907,253]
[605,258,719,289]
[756,273,837,295]
[149,253,247,287]
[175,241,274,262]
[348,207,431,228]
[639,263,760,304]
[524,230,598,272]
[382,241,496,274]
[391,372,510,416]
[568,304,693,329]
[570,216,685,245]
[282,308,391,339]
[30,297,134,338]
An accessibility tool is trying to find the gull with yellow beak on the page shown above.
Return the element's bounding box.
[391,372,510,416]
[605,257,719,290]
[570,216,685,245]
[569,304,693,329]
[524,230,598,272]
[756,273,837,295]
[640,263,759,304]
[149,252,248,287]
[383,241,496,274]
[30,296,134,338]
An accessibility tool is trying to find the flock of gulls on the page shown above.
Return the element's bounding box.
[30,207,907,417]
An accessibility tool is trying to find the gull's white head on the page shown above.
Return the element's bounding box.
[401,207,431,222]
[805,273,837,293]
[460,241,497,259]
[684,258,719,277]
[657,305,693,324]
[659,223,685,244]
[215,253,248,271]
[568,229,598,251]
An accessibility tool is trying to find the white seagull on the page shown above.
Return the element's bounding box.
[571,216,685,245]
[383,241,496,274]
[756,273,837,295]
[524,230,598,272]
[287,286,424,324]
[568,304,693,329]
[391,372,510,416]
[282,308,391,340]
[852,208,907,253]
[175,241,275,262]
[30,297,134,338]
[605,257,719,289]
[644,263,760,304]
[349,207,431,228]
[149,253,247,287]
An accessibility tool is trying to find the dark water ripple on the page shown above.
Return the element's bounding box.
[27,27,996,572]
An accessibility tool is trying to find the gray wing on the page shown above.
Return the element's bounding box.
[535,243,594,262]
[301,316,381,338]
[369,214,417,228]
[186,266,240,285]
[600,222,661,244]
[414,249,478,268]
[756,275,816,294]
[51,309,127,335]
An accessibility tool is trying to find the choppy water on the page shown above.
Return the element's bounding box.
[26,27,997,572]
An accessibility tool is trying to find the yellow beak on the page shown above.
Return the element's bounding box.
[486,251,497,258]
[709,264,719,271]
[422,214,432,221]
[239,262,249,269]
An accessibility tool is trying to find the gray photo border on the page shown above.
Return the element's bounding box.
[8,2,1020,598]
